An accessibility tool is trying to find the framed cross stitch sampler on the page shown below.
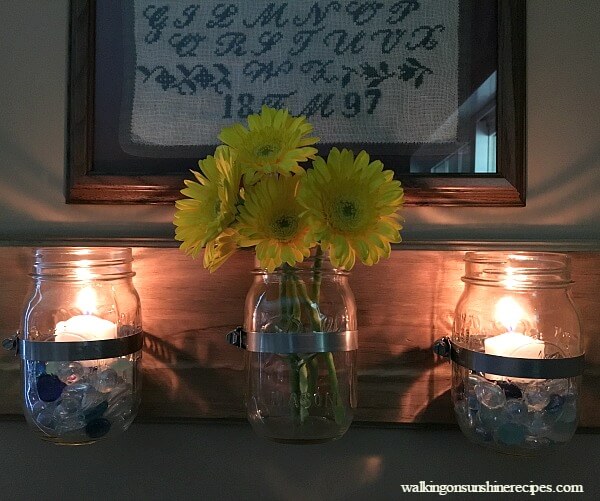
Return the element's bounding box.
[67,0,525,205]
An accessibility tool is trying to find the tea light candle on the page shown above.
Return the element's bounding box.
[55,314,117,342]
[484,296,545,380]
[54,286,118,366]
[484,331,545,360]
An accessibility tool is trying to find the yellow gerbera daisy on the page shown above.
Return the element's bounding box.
[218,105,319,177]
[236,176,315,271]
[203,228,239,272]
[174,146,241,259]
[298,148,404,270]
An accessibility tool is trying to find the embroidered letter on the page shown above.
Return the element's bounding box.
[371,28,406,54]
[251,31,284,56]
[387,1,420,24]
[168,33,206,57]
[300,93,335,118]
[323,30,366,55]
[345,1,384,26]
[300,60,338,84]
[243,60,293,83]
[143,5,169,43]
[293,2,342,27]
[262,91,297,109]
[243,3,289,28]
[406,24,445,51]
[288,27,324,56]
[215,32,247,56]
[206,4,239,28]
[173,4,201,28]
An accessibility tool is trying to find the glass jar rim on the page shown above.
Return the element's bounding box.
[31,247,135,280]
[462,251,572,288]
[251,257,349,275]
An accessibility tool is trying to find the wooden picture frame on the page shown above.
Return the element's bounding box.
[66,0,526,206]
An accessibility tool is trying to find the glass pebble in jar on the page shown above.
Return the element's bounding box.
[19,248,143,445]
[451,252,584,455]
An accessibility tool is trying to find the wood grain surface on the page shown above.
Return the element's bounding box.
[1,246,598,427]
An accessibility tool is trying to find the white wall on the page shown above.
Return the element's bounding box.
[1,1,599,243]
[1,1,599,499]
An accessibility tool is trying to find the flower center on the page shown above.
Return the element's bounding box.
[329,197,364,232]
[270,214,299,240]
[255,143,280,158]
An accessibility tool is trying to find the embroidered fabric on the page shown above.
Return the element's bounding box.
[125,0,459,148]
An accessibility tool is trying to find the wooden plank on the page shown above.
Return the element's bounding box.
[1,247,598,426]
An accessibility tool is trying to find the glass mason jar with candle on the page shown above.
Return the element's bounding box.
[447,252,584,454]
[240,257,357,444]
[18,248,143,445]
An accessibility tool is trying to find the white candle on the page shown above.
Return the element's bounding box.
[484,332,545,381]
[54,314,117,368]
[485,331,545,359]
[55,314,117,342]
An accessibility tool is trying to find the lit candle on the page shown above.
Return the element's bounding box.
[55,315,117,342]
[483,296,545,380]
[484,331,545,359]
[54,286,117,365]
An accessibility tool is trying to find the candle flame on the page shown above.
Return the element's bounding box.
[76,286,97,315]
[494,296,524,332]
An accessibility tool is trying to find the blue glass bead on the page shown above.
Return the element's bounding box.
[503,399,528,423]
[36,374,66,402]
[85,418,111,439]
[497,381,522,399]
[478,406,502,428]
[545,394,565,414]
[467,395,480,412]
[84,400,108,422]
[496,422,526,446]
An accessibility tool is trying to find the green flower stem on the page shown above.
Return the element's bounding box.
[298,359,309,422]
[323,352,345,425]
[311,245,324,303]
[288,353,301,421]
[288,274,309,422]
[307,356,319,396]
[293,263,346,426]
[281,274,301,421]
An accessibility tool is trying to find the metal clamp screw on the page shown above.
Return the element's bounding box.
[433,336,452,358]
[2,333,20,355]
[226,327,247,350]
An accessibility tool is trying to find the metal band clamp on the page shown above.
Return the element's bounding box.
[4,332,144,362]
[433,336,585,379]
[227,327,358,353]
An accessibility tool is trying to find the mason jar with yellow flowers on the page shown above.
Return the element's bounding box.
[174,106,404,443]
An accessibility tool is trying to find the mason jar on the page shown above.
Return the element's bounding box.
[444,252,584,454]
[17,248,143,445]
[233,256,358,443]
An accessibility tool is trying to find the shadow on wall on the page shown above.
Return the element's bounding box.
[141,331,246,419]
